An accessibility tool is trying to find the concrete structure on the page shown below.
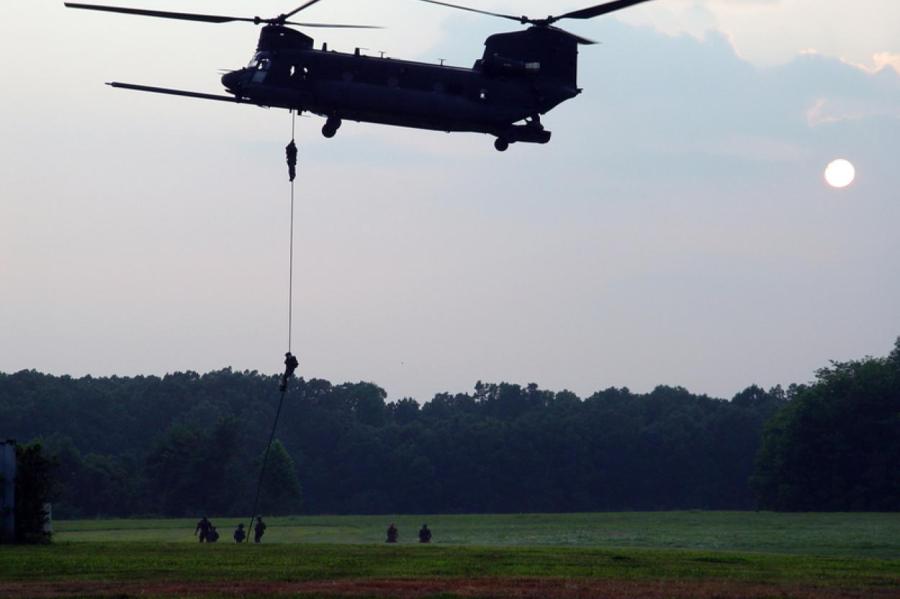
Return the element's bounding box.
[0,440,15,544]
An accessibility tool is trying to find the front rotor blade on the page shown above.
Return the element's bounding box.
[64,3,257,24]
[555,0,656,21]
[418,0,523,23]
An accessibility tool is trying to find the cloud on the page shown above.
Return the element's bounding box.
[615,0,900,69]
[806,96,900,127]
[846,52,900,76]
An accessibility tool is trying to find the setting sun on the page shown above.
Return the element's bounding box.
[825,159,856,188]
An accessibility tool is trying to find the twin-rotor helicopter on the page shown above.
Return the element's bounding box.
[66,0,656,151]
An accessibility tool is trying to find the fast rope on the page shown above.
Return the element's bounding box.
[287,111,297,353]
[245,110,299,542]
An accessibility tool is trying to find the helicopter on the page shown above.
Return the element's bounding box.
[65,0,656,151]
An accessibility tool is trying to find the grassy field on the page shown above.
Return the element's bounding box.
[2,512,898,598]
[53,511,900,558]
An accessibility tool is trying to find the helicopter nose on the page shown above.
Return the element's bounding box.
[221,70,244,94]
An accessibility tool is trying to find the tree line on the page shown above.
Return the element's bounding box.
[1,340,897,517]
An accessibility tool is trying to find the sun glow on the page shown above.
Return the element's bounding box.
[825,159,856,189]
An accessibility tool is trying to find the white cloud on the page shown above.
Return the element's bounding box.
[615,0,900,69]
[806,96,900,126]
[847,52,900,76]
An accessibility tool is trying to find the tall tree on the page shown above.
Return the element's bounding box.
[752,339,900,511]
[258,440,302,516]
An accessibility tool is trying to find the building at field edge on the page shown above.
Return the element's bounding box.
[0,439,15,543]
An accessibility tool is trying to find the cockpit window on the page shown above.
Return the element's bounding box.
[247,53,272,70]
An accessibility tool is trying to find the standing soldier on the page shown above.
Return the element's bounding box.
[233,523,247,544]
[385,523,398,543]
[254,516,267,544]
[418,523,432,544]
[194,516,212,543]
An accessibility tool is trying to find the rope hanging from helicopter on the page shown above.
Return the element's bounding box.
[246,110,300,541]
[287,112,298,354]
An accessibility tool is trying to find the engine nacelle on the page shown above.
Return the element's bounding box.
[482,53,541,76]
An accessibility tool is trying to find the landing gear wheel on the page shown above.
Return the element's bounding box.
[494,138,509,152]
[322,117,342,139]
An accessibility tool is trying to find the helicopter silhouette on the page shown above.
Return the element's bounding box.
[66,0,656,151]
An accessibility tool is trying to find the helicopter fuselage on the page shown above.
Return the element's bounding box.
[221,26,582,148]
[68,0,657,151]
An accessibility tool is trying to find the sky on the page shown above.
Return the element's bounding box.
[2,1,899,403]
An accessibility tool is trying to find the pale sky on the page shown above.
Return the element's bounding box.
[2,1,899,402]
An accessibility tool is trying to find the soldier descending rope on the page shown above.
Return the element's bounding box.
[280,352,299,392]
[286,139,298,182]
[245,114,301,546]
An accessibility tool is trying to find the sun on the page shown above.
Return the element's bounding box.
[825,159,856,189]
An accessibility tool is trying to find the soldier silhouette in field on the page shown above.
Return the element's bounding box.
[234,523,246,543]
[254,516,267,543]
[418,523,432,544]
[386,523,398,543]
[195,516,213,543]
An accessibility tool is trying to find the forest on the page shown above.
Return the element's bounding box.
[1,340,897,517]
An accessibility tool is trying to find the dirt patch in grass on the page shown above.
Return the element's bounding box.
[1,578,896,599]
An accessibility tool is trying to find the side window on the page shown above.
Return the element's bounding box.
[289,65,309,79]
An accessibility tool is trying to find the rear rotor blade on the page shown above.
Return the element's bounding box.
[65,3,257,24]
[288,22,382,29]
[555,29,598,45]
[418,0,524,23]
[555,0,656,21]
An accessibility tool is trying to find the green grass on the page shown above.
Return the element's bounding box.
[1,542,898,587]
[2,513,897,598]
[52,512,900,559]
